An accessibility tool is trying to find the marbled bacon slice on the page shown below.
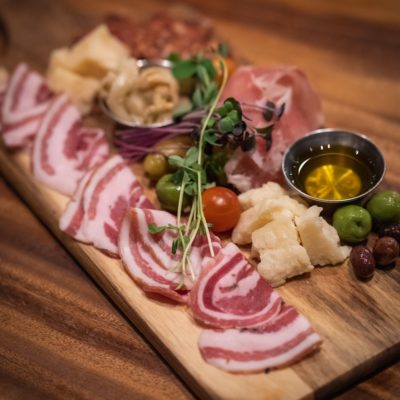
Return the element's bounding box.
[199,304,322,373]
[2,63,53,147]
[189,242,282,328]
[119,207,222,303]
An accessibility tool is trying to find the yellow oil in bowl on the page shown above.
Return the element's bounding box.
[283,129,386,208]
[296,146,373,201]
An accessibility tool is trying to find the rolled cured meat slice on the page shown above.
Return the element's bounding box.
[119,207,222,303]
[221,66,323,191]
[32,94,109,195]
[1,63,53,147]
[81,155,153,256]
[199,305,322,373]
[189,242,281,328]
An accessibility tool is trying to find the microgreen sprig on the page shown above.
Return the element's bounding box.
[147,56,228,286]
[173,57,229,279]
[171,54,218,110]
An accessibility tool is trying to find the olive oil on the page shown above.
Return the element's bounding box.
[295,145,374,201]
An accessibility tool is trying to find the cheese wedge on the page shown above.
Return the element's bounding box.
[257,245,313,287]
[238,182,288,210]
[295,206,351,266]
[251,214,299,258]
[232,196,307,245]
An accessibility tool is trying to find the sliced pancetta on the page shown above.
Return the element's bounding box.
[221,66,324,191]
[59,169,93,243]
[199,304,322,373]
[32,94,109,195]
[81,155,153,256]
[119,208,222,303]
[189,242,281,328]
[1,63,53,147]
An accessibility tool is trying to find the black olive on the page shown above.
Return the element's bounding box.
[350,246,375,280]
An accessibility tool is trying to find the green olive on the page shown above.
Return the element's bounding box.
[143,153,168,181]
[366,190,400,223]
[156,174,190,212]
[333,205,372,243]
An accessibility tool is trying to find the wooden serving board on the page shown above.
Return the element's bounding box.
[1,144,400,400]
[1,1,400,398]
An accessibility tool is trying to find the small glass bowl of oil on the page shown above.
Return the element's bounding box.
[282,129,385,209]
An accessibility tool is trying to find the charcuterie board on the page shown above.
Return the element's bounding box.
[1,2,400,399]
[1,142,400,400]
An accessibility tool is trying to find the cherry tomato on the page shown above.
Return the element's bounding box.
[202,187,241,232]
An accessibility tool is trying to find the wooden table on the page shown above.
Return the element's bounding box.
[0,0,399,398]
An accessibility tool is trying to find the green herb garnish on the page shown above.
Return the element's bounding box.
[172,55,218,110]
[149,50,286,288]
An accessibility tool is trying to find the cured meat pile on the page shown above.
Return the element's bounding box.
[1,64,110,197]
[221,66,324,192]
[60,155,153,256]
[1,63,53,147]
[119,208,221,302]
[119,214,321,372]
[1,62,322,375]
[105,13,218,59]
[32,94,109,195]
[190,243,321,372]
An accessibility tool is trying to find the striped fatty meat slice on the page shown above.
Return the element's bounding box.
[59,169,93,243]
[189,242,281,328]
[119,208,222,303]
[32,94,109,195]
[81,155,153,256]
[198,304,322,373]
[1,63,53,147]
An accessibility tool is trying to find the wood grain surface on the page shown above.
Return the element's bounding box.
[0,178,191,400]
[1,0,400,399]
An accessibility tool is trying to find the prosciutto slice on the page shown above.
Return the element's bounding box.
[221,66,324,191]
[189,242,281,328]
[199,305,322,373]
[119,208,222,303]
[32,94,109,195]
[1,63,53,148]
[80,155,153,256]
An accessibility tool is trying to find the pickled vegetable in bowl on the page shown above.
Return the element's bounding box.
[100,58,181,126]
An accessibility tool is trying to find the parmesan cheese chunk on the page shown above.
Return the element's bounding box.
[257,245,313,287]
[238,182,288,210]
[232,196,307,245]
[251,214,299,258]
[295,206,351,266]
